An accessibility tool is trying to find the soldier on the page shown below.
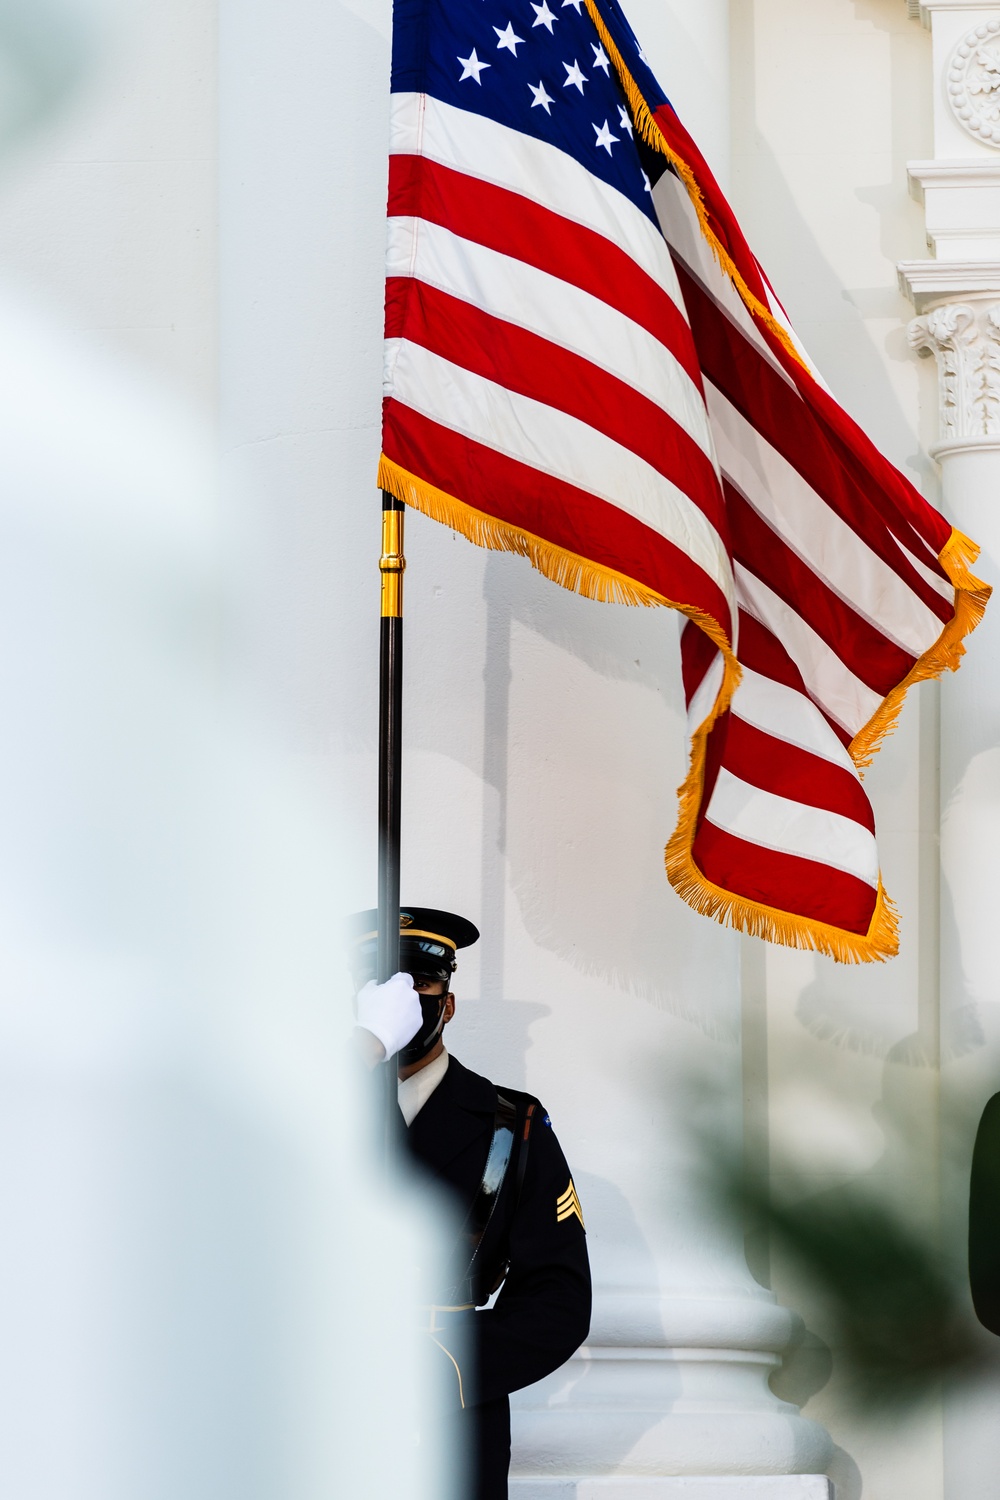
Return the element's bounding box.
[351,907,592,1500]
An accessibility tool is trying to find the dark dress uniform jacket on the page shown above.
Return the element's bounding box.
[404,1054,591,1500]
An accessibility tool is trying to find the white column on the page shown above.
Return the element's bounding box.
[900,5,1000,1494]
[495,2,831,1493]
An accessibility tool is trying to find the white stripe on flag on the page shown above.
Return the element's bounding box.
[895,537,956,603]
[707,382,946,657]
[705,767,879,887]
[387,215,717,465]
[651,170,793,388]
[730,666,860,776]
[386,336,736,609]
[686,646,727,738]
[735,564,883,735]
[390,92,683,303]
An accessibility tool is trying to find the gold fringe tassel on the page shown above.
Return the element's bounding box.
[582,0,809,375]
[378,452,741,717]
[381,457,906,960]
[850,528,991,769]
[665,780,901,964]
[579,0,993,956]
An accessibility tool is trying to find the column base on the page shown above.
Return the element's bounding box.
[510,1478,832,1499]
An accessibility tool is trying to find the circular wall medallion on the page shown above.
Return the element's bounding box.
[948,20,1000,147]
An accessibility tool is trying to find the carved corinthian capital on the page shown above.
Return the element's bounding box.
[908,300,1000,443]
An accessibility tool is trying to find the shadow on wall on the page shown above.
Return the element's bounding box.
[478,552,740,1038]
[445,995,551,1094]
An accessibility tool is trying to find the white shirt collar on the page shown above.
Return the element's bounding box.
[397,1046,450,1127]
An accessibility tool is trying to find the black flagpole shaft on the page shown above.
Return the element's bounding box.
[377,491,405,987]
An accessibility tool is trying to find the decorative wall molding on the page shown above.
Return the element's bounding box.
[898,257,1000,309]
[906,159,1000,259]
[947,19,1000,147]
[908,298,1000,440]
[510,1291,832,1493]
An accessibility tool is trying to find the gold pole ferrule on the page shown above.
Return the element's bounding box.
[380,507,405,618]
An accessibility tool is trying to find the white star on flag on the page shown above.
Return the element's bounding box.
[494,21,525,54]
[528,79,555,113]
[562,58,587,92]
[617,103,633,136]
[561,0,584,10]
[457,48,490,83]
[593,118,618,153]
[531,1,557,31]
[591,43,610,74]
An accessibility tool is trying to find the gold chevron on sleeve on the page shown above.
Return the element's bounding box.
[556,1177,585,1229]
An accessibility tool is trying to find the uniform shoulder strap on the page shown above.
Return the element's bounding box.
[440,1093,518,1307]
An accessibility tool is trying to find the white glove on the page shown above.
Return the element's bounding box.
[356,971,423,1057]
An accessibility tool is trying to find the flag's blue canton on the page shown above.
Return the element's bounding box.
[391,0,658,222]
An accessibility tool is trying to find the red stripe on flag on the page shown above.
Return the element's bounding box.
[692,819,879,936]
[653,105,954,568]
[743,291,955,569]
[388,153,704,391]
[726,481,918,697]
[383,398,734,638]
[721,716,875,832]
[386,277,726,534]
[680,616,721,706]
[675,263,954,621]
[735,611,852,750]
[791,371,952,564]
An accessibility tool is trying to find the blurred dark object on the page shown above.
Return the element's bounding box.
[725,1164,985,1413]
[969,1091,1000,1336]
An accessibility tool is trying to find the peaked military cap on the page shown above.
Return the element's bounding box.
[348,906,480,984]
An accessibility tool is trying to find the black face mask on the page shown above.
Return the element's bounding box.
[398,987,449,1066]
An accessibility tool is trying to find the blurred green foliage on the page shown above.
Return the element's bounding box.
[714,1158,992,1414]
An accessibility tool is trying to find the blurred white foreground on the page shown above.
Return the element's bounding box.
[0,237,452,1500]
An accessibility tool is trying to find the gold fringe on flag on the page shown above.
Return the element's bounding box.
[577,0,991,958]
[851,528,991,769]
[380,456,902,961]
[665,686,902,963]
[662,526,988,963]
[385,1,989,961]
[665,790,901,964]
[582,0,810,375]
[378,449,740,701]
[380,462,988,961]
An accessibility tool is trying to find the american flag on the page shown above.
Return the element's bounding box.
[380,0,989,961]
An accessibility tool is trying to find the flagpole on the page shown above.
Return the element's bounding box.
[377,491,405,1136]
